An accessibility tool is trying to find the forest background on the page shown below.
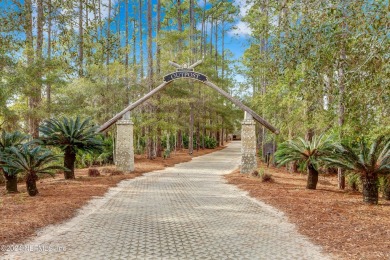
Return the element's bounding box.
[0,0,388,163]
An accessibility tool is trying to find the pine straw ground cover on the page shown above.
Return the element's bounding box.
[0,146,225,247]
[226,162,390,260]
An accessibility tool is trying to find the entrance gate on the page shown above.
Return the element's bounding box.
[98,61,279,174]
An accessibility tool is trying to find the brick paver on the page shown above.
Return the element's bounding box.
[2,141,331,260]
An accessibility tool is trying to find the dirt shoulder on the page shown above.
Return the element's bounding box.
[0,146,225,246]
[225,162,390,260]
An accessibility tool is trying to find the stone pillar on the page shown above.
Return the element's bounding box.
[241,112,257,174]
[115,119,134,172]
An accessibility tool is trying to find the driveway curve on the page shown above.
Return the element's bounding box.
[2,141,330,260]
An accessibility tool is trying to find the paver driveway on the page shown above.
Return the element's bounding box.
[2,141,330,260]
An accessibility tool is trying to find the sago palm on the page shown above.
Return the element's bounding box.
[39,117,103,179]
[3,144,65,196]
[324,136,390,204]
[275,134,334,189]
[0,131,29,193]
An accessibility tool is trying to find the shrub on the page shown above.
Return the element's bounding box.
[261,173,274,182]
[379,176,390,200]
[258,169,274,182]
[163,149,171,159]
[275,134,334,189]
[39,117,103,179]
[252,168,274,182]
[204,136,218,149]
[182,134,197,149]
[3,144,65,196]
[161,134,175,150]
[346,172,361,191]
[88,168,100,177]
[325,136,390,204]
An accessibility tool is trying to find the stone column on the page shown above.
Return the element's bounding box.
[241,112,257,174]
[115,119,134,172]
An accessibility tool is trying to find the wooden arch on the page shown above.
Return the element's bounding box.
[98,61,279,134]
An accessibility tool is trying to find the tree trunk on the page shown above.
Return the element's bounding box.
[132,18,137,66]
[306,164,318,190]
[64,147,76,179]
[202,126,206,149]
[177,0,182,32]
[156,0,161,76]
[147,129,155,160]
[362,176,378,204]
[116,4,120,59]
[125,0,129,68]
[25,0,40,138]
[338,168,345,189]
[156,129,162,157]
[24,0,33,65]
[383,176,390,200]
[78,0,84,76]
[196,123,200,151]
[146,0,154,160]
[221,20,225,84]
[26,173,38,196]
[106,0,111,66]
[138,0,144,79]
[289,161,298,173]
[337,3,347,190]
[147,0,153,91]
[201,0,207,55]
[216,128,220,147]
[124,0,130,111]
[214,19,218,74]
[98,0,103,43]
[4,172,18,193]
[189,103,194,154]
[36,0,44,60]
[177,130,182,150]
[47,0,52,115]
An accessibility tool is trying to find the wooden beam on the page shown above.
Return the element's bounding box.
[97,81,171,132]
[98,79,279,135]
[203,81,279,134]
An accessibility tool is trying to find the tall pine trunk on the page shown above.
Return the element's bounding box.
[106,0,111,67]
[177,0,182,32]
[132,17,137,66]
[125,0,129,69]
[146,0,154,159]
[177,130,182,150]
[47,0,52,115]
[78,0,84,76]
[156,0,161,76]
[189,103,194,154]
[26,0,40,138]
[337,3,347,190]
[155,0,162,158]
[138,0,144,79]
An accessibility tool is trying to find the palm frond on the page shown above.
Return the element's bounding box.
[275,133,335,168]
[3,144,63,176]
[39,117,103,153]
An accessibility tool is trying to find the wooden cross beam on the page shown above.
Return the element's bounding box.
[98,62,279,134]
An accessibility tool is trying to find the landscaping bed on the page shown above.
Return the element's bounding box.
[225,162,390,260]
